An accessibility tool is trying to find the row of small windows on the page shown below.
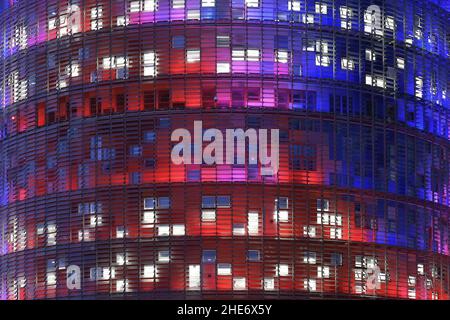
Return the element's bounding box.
[4,0,446,60]
[30,198,343,247]
[5,50,443,107]
[41,252,441,297]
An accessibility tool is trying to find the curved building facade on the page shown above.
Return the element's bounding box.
[0,0,449,300]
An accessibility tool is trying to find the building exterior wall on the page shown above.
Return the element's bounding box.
[0,0,449,299]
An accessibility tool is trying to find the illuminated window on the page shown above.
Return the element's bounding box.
[233,277,246,290]
[302,13,314,24]
[116,279,129,292]
[47,272,57,285]
[67,61,80,77]
[232,49,246,61]
[408,276,416,286]
[272,207,288,222]
[37,224,45,235]
[364,7,383,35]
[47,223,57,246]
[317,212,342,226]
[315,55,330,67]
[89,215,102,227]
[417,263,424,275]
[276,264,289,276]
[158,250,170,262]
[157,225,170,236]
[414,15,423,39]
[217,62,230,73]
[201,209,216,221]
[91,6,103,30]
[188,265,200,289]
[143,211,155,224]
[216,35,230,47]
[143,51,157,76]
[365,49,376,61]
[201,0,215,7]
[317,266,330,278]
[385,16,395,31]
[116,16,129,26]
[102,56,128,69]
[276,50,289,63]
[303,226,316,237]
[78,229,90,241]
[288,0,301,11]
[217,263,232,275]
[130,0,157,12]
[315,2,327,14]
[116,253,128,265]
[245,0,259,8]
[172,0,185,8]
[186,49,201,63]
[247,49,260,61]
[90,267,115,280]
[408,288,416,299]
[396,57,405,69]
[130,1,141,12]
[415,76,423,98]
[172,224,185,236]
[339,6,352,19]
[341,58,355,70]
[263,278,275,290]
[355,285,365,294]
[247,212,259,235]
[304,279,316,291]
[330,227,342,239]
[233,223,246,235]
[274,197,289,222]
[143,265,156,278]
[48,17,57,30]
[187,9,200,20]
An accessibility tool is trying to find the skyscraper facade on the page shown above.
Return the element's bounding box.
[0,0,449,299]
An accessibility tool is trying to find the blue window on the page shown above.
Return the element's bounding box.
[202,196,216,208]
[331,253,343,266]
[202,250,216,263]
[172,35,185,48]
[144,197,156,210]
[130,145,142,156]
[216,196,231,208]
[247,250,261,261]
[144,131,156,142]
[130,172,141,184]
[158,197,171,209]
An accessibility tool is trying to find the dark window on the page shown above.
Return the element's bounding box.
[202,250,216,263]
[247,250,261,261]
[144,91,155,110]
[172,35,185,48]
[145,158,156,168]
[116,94,125,113]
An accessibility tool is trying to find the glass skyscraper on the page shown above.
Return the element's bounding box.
[0,0,449,299]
